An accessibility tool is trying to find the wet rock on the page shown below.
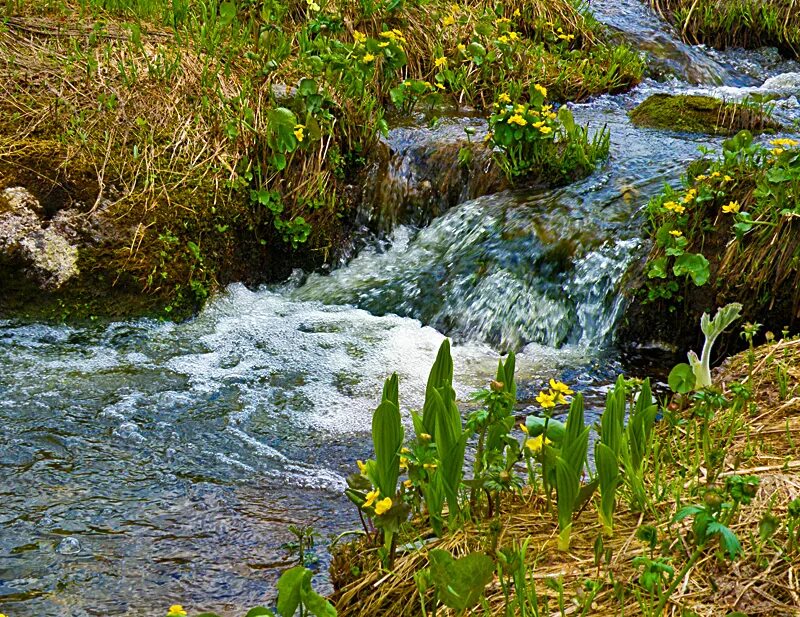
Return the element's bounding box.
[55,536,82,555]
[0,187,80,290]
[630,93,781,135]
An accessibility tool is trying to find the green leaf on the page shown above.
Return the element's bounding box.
[596,442,619,534]
[428,549,495,611]
[276,566,307,617]
[647,256,668,279]
[372,375,403,498]
[707,522,742,559]
[219,1,237,25]
[300,587,337,617]
[525,416,566,442]
[245,608,276,617]
[267,107,299,154]
[555,456,579,550]
[673,252,710,286]
[298,78,318,97]
[668,363,696,393]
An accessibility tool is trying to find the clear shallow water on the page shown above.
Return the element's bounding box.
[2,3,800,616]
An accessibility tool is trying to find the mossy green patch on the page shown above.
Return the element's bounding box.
[630,94,780,135]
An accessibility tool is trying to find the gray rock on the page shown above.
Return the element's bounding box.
[0,187,80,290]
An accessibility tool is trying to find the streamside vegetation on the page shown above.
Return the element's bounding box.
[0,0,643,318]
[624,131,800,348]
[164,311,800,617]
[650,0,800,58]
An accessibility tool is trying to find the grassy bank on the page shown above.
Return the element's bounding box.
[323,330,800,617]
[651,0,800,58]
[621,131,800,351]
[0,0,644,319]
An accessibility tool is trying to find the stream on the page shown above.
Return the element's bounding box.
[1,2,799,615]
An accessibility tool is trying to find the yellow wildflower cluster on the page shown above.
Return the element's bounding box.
[536,379,574,408]
[663,200,686,215]
[683,188,697,203]
[556,27,575,42]
[167,606,187,617]
[771,138,799,148]
[380,29,406,45]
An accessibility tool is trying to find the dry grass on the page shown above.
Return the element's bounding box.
[331,339,800,616]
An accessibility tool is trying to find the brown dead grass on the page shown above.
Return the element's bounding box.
[331,338,800,616]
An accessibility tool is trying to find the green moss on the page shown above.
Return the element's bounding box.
[630,94,780,135]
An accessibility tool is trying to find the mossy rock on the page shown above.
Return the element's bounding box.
[630,94,780,135]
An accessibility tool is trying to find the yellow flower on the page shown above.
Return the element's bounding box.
[363,489,380,508]
[353,31,366,44]
[403,479,413,489]
[508,114,527,126]
[378,41,389,48]
[307,0,320,11]
[520,422,529,434]
[722,200,740,214]
[401,447,411,454]
[534,83,547,98]
[508,31,519,41]
[484,131,493,142]
[710,171,721,178]
[495,17,511,25]
[423,462,438,471]
[374,497,393,515]
[513,8,521,17]
[498,93,511,104]
[532,120,545,128]
[457,43,466,52]
[399,456,409,469]
[498,35,509,44]
[723,174,733,182]
[539,125,553,135]
[536,390,556,408]
[771,147,784,156]
[525,435,550,453]
[683,188,697,203]
[356,459,366,473]
[362,53,375,63]
[420,432,432,442]
[695,174,707,181]
[669,229,683,237]
[293,124,305,142]
[443,14,455,26]
[663,200,686,215]
[167,606,187,617]
[770,138,799,148]
[558,33,575,41]
[434,56,447,68]
[549,379,574,396]
[514,104,527,114]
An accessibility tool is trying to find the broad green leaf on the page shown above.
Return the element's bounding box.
[372,374,403,498]
[673,252,710,286]
[596,442,619,534]
[245,608,276,617]
[428,549,495,611]
[668,363,696,394]
[276,566,307,617]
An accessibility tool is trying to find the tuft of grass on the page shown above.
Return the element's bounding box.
[651,0,800,58]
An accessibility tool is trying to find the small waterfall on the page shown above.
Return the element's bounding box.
[359,117,506,233]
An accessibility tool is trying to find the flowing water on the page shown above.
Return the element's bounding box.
[2,2,799,615]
